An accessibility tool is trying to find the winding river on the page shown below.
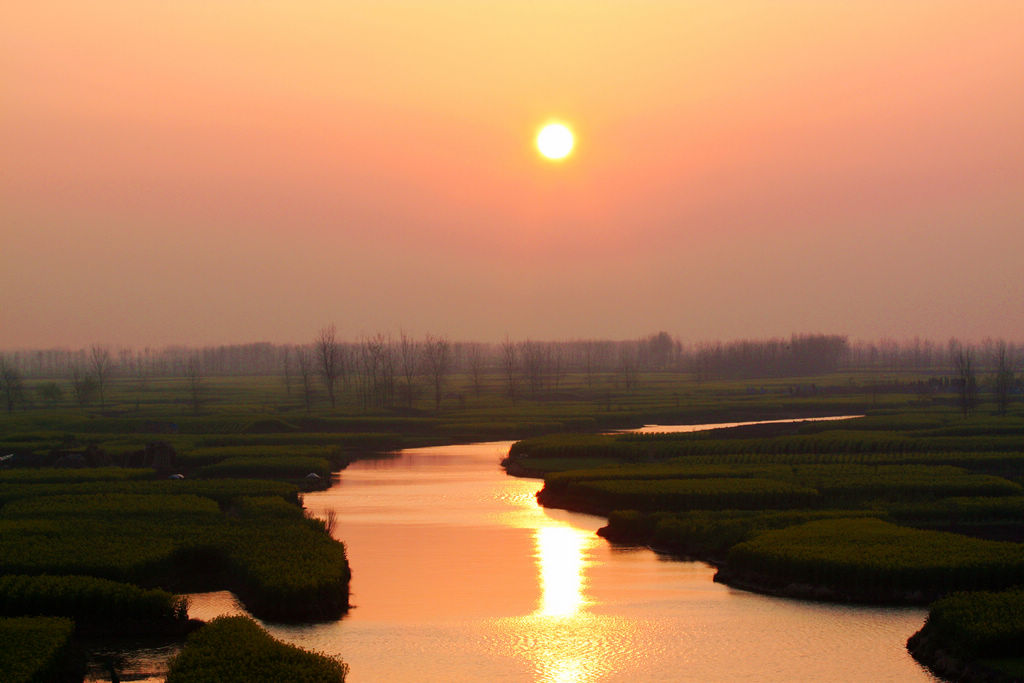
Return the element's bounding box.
[98,419,939,681]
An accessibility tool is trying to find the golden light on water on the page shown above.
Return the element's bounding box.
[489,478,617,682]
[535,526,590,617]
[497,523,618,683]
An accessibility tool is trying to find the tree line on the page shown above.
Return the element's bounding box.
[1,333,1020,413]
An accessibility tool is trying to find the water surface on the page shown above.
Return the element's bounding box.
[189,436,937,682]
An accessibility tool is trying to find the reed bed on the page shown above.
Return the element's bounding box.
[0,616,76,683]
[166,616,348,683]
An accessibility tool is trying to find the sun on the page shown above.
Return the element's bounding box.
[536,122,574,161]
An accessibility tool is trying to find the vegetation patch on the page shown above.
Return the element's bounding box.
[0,616,78,683]
[600,508,881,558]
[0,467,154,484]
[0,488,349,622]
[0,479,299,507]
[166,616,348,683]
[908,588,1024,682]
[197,455,331,479]
[0,574,188,631]
[722,518,1024,602]
[547,477,819,514]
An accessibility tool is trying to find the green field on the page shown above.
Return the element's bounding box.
[0,616,78,683]
[166,616,348,683]
[511,402,1024,608]
[908,588,1024,681]
[0,355,1020,681]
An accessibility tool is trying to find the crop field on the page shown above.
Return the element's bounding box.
[551,477,821,513]
[0,574,187,627]
[725,518,1024,599]
[0,364,1020,679]
[0,616,77,683]
[0,486,349,622]
[166,616,348,682]
[509,398,1024,607]
[914,588,1024,661]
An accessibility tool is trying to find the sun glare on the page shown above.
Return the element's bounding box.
[536,123,574,161]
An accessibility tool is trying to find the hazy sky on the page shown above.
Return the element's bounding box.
[3,1,1023,348]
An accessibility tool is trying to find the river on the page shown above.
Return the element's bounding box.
[97,420,939,681]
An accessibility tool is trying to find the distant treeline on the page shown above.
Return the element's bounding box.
[4,334,1020,379]
[1,334,1020,415]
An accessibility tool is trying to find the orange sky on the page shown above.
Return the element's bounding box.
[3,1,1023,347]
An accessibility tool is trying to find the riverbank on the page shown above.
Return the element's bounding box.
[514,408,1024,616]
[904,588,1024,683]
[906,629,1022,683]
[289,435,938,681]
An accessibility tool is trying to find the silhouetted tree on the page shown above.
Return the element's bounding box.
[0,358,26,413]
[951,342,978,417]
[316,325,342,409]
[501,336,517,402]
[465,343,485,398]
[422,334,451,410]
[355,334,394,409]
[582,340,597,389]
[640,331,675,369]
[618,342,639,390]
[549,343,566,392]
[520,340,546,397]
[36,381,63,406]
[397,331,420,408]
[90,345,113,408]
[992,340,1016,415]
[185,354,204,414]
[282,346,293,396]
[70,366,98,408]
[296,346,314,412]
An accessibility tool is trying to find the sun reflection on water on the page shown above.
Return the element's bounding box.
[494,521,622,682]
[535,526,591,618]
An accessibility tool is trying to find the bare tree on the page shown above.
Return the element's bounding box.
[282,346,293,396]
[422,334,451,410]
[131,352,150,413]
[951,341,978,417]
[618,342,639,390]
[356,334,394,410]
[70,365,98,408]
[185,354,204,414]
[992,340,1016,415]
[465,343,485,398]
[501,336,518,402]
[90,345,113,408]
[36,381,63,406]
[520,340,546,397]
[316,325,342,409]
[296,346,314,412]
[549,343,566,392]
[0,357,26,413]
[397,331,420,408]
[582,340,597,389]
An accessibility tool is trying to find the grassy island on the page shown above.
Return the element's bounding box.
[511,408,1024,608]
[908,589,1024,682]
[0,616,79,683]
[166,616,348,682]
